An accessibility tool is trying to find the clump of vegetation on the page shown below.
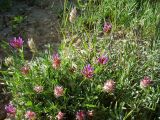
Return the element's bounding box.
[0,0,160,119]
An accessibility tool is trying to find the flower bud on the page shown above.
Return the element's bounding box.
[27,38,37,53]
[87,110,94,117]
[34,85,44,93]
[21,66,30,75]
[5,56,14,66]
[69,7,77,23]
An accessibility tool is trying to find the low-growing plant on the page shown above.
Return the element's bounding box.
[0,0,160,120]
[1,33,159,120]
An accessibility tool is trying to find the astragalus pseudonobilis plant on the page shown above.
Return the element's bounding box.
[1,0,160,119]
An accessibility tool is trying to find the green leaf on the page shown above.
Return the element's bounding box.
[84,104,96,108]
[26,101,33,107]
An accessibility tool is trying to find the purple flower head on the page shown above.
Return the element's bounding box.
[76,110,85,120]
[5,103,16,115]
[10,37,24,49]
[82,64,94,79]
[103,22,112,33]
[98,55,109,64]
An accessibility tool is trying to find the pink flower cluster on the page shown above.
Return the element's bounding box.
[140,76,153,88]
[25,110,36,120]
[98,55,109,64]
[5,103,16,117]
[10,37,24,49]
[52,53,61,69]
[76,110,94,120]
[103,22,112,33]
[103,80,116,93]
[34,85,44,93]
[56,111,65,120]
[54,86,64,98]
[76,110,85,120]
